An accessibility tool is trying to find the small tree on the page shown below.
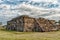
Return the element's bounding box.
[58,20,60,24]
[0,22,2,25]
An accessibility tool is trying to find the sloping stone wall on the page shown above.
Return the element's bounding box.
[36,18,57,32]
[6,16,24,31]
[23,16,35,32]
[6,15,58,32]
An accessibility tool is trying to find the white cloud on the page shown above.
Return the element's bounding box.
[0,0,3,3]
[31,0,58,4]
[31,0,57,2]
[0,4,10,9]
[0,1,60,25]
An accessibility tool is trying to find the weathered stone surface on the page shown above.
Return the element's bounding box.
[36,18,58,32]
[56,25,60,30]
[23,16,35,32]
[6,15,58,32]
[7,16,24,31]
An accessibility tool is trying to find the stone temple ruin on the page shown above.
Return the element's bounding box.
[6,15,58,32]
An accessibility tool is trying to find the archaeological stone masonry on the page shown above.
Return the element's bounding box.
[6,15,59,32]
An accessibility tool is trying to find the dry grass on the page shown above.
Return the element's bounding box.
[0,27,60,40]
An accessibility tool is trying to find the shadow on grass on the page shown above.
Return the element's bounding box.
[0,27,59,35]
[0,28,36,35]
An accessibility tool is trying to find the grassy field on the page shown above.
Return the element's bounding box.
[0,28,60,40]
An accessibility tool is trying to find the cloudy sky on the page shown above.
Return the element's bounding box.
[0,0,60,25]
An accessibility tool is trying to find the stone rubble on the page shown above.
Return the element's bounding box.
[6,15,59,32]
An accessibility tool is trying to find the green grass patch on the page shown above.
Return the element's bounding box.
[0,27,60,40]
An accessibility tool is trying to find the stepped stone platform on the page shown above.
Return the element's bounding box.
[6,15,58,32]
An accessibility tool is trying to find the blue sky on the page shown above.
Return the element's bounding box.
[0,0,59,8]
[0,0,59,9]
[0,0,60,25]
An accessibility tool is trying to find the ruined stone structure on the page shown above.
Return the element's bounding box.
[36,18,58,32]
[6,15,58,32]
